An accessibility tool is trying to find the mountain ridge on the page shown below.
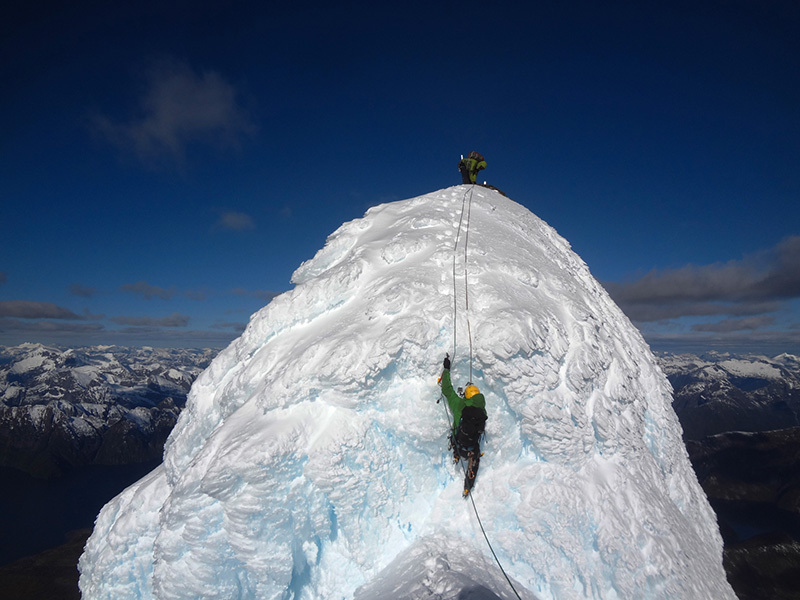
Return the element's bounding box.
[0,343,215,477]
[659,351,800,439]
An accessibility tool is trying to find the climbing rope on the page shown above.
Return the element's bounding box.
[452,185,475,381]
[465,490,523,600]
[437,391,523,600]
[444,185,524,600]
[463,186,475,383]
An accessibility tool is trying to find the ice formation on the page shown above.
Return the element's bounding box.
[79,187,735,599]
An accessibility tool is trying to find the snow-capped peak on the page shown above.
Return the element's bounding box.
[79,187,734,599]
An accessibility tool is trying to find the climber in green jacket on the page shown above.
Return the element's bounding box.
[458,151,487,184]
[439,353,487,496]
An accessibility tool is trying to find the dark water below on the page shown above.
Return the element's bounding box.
[0,460,161,566]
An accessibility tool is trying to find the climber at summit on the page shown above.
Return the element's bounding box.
[458,151,486,185]
[440,353,487,496]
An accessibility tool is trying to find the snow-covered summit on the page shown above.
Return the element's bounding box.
[79,187,734,599]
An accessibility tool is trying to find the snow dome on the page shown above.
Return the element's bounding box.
[79,187,734,600]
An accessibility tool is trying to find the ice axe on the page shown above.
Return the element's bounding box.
[437,353,450,403]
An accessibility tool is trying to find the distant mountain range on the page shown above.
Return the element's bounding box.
[0,343,216,477]
[658,351,800,440]
[3,344,799,477]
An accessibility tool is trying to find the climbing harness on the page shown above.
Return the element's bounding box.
[442,185,524,600]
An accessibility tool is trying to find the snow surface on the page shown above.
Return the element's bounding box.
[73,365,101,389]
[79,187,734,600]
[717,359,782,379]
[9,352,52,374]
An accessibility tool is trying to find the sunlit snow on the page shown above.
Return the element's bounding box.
[79,187,734,600]
[718,358,782,379]
[9,352,52,374]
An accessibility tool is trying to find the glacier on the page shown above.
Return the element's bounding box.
[79,186,735,600]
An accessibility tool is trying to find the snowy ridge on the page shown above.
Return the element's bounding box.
[80,187,734,599]
[0,344,215,476]
[659,351,794,382]
[658,351,800,439]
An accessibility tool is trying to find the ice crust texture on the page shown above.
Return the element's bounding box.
[79,187,735,600]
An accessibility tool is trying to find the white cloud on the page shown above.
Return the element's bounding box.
[216,211,256,231]
[94,58,256,163]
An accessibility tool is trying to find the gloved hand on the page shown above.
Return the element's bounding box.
[443,354,450,370]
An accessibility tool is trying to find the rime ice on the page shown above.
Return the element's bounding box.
[79,187,735,599]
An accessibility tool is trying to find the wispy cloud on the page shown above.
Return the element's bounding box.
[111,313,190,327]
[0,318,103,334]
[692,315,776,333]
[93,58,256,164]
[120,281,176,301]
[82,309,105,321]
[230,288,281,302]
[606,236,800,323]
[0,315,235,349]
[215,211,256,231]
[185,289,208,301]
[211,321,247,332]
[0,301,84,320]
[69,283,97,298]
[0,272,6,285]
[643,329,800,355]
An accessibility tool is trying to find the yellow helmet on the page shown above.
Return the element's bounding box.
[464,384,479,399]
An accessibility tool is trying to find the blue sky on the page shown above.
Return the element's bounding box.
[2,0,799,354]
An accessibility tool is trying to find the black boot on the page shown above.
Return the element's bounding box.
[463,450,481,497]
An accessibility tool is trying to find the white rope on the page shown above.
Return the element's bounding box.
[463,186,474,382]
[452,185,475,379]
